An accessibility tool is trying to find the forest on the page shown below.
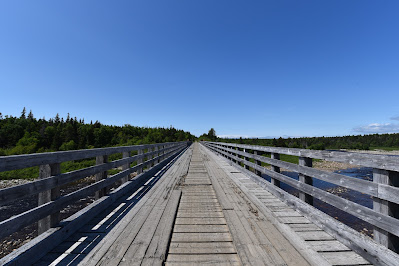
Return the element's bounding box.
[200,128,399,150]
[0,108,195,156]
[217,134,399,150]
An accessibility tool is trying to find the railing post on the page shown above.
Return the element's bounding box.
[254,150,262,176]
[298,156,313,205]
[271,153,281,187]
[137,149,144,174]
[162,145,166,159]
[228,145,232,161]
[95,155,109,199]
[235,146,239,164]
[38,163,61,235]
[373,169,399,252]
[154,146,159,164]
[147,147,152,168]
[121,151,130,184]
[243,148,250,170]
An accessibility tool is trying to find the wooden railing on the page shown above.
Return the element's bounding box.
[203,141,399,263]
[0,141,189,240]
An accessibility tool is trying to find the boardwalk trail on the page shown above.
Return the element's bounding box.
[3,142,390,265]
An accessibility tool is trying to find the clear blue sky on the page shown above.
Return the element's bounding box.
[1,1,399,138]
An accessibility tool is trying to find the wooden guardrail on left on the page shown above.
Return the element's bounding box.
[0,141,189,240]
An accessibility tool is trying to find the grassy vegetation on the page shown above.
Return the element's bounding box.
[369,146,399,151]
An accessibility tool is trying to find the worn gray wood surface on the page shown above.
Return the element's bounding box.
[166,144,240,265]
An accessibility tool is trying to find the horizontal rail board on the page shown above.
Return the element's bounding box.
[0,142,183,172]
[207,141,399,172]
[207,143,399,205]
[205,143,399,238]
[0,144,185,239]
[0,145,180,205]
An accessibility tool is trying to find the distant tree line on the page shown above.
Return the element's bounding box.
[0,108,195,155]
[198,128,217,141]
[217,134,399,150]
[200,128,399,150]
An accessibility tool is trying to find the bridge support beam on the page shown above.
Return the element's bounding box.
[271,153,281,187]
[38,163,61,235]
[373,169,399,252]
[298,157,313,205]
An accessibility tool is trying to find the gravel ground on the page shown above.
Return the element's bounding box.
[313,148,399,172]
[0,172,138,259]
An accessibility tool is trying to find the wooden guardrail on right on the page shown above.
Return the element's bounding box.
[203,141,399,266]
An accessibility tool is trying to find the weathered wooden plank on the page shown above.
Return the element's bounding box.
[122,190,182,265]
[166,254,241,264]
[296,231,335,241]
[308,240,351,252]
[176,212,225,218]
[273,210,302,217]
[140,190,182,265]
[321,251,370,265]
[175,217,226,225]
[168,242,236,254]
[173,224,229,233]
[171,232,232,242]
[289,223,322,232]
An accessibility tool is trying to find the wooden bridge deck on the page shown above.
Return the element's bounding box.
[32,143,371,265]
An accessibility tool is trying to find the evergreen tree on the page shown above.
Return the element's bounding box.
[21,107,26,119]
